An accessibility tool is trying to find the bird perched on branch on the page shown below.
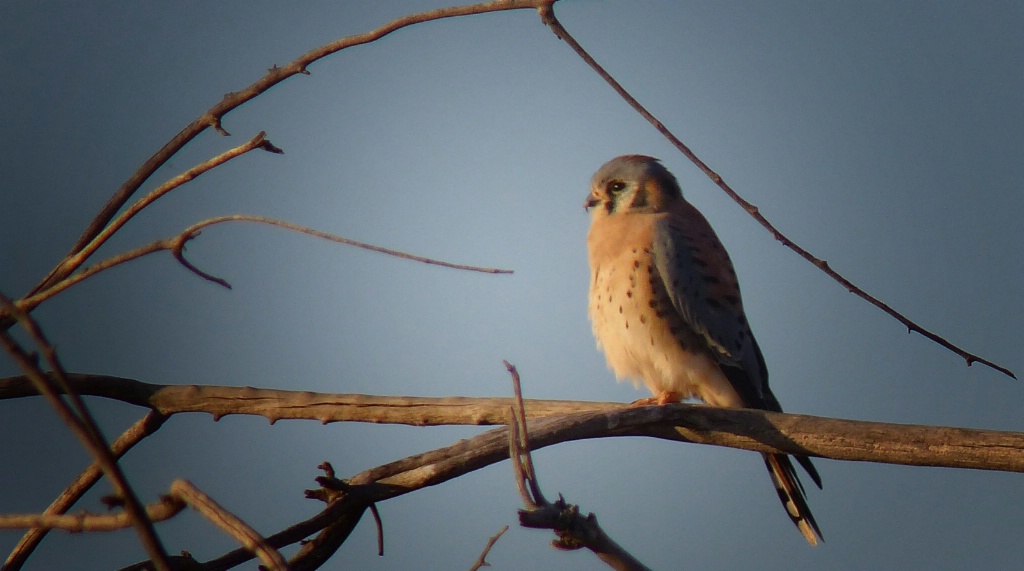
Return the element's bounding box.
[584,154,822,545]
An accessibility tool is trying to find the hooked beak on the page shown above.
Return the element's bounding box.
[583,193,600,212]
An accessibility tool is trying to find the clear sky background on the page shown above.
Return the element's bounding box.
[1,1,1022,569]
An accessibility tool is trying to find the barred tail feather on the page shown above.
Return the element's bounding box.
[763,453,822,545]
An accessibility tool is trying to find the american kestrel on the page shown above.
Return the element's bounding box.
[585,155,822,545]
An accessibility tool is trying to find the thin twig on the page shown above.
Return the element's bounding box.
[10,213,512,317]
[0,297,172,571]
[3,411,167,571]
[369,504,384,557]
[35,132,279,297]
[0,496,185,532]
[468,525,508,571]
[538,5,1015,380]
[504,361,546,505]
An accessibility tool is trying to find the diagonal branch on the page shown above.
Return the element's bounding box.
[468,525,508,571]
[170,480,291,571]
[0,299,172,571]
[33,132,281,296]
[538,4,1015,380]
[3,411,167,571]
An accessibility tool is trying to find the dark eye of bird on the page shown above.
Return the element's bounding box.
[608,181,626,194]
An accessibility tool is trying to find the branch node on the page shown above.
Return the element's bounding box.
[253,131,284,155]
[170,233,233,289]
[210,115,231,136]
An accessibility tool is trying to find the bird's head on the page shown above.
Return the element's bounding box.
[584,155,682,216]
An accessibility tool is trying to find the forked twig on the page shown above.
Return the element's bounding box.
[504,362,652,571]
[538,4,1015,380]
[468,525,509,571]
[12,213,512,316]
[30,132,282,298]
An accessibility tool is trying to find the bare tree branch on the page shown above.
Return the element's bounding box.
[10,212,512,317]
[468,526,508,571]
[507,362,650,570]
[0,299,172,571]
[509,408,651,570]
[170,480,291,571]
[0,496,185,533]
[3,411,167,571]
[3,373,1022,473]
[38,132,280,294]
[538,3,1016,380]
[28,0,552,299]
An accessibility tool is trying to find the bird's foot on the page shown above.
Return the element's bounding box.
[629,392,683,407]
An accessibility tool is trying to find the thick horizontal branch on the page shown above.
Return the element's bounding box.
[2,374,1021,473]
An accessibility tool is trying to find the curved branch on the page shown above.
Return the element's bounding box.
[170,480,290,571]
[11,213,512,316]
[538,5,1015,380]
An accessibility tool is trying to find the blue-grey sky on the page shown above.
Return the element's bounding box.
[2,1,1022,569]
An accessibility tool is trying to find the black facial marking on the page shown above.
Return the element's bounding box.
[630,185,649,209]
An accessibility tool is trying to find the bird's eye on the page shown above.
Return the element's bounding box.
[607,181,627,194]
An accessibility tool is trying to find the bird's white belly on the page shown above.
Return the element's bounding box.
[588,253,743,408]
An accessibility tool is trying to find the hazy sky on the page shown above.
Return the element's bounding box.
[2,2,1022,570]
